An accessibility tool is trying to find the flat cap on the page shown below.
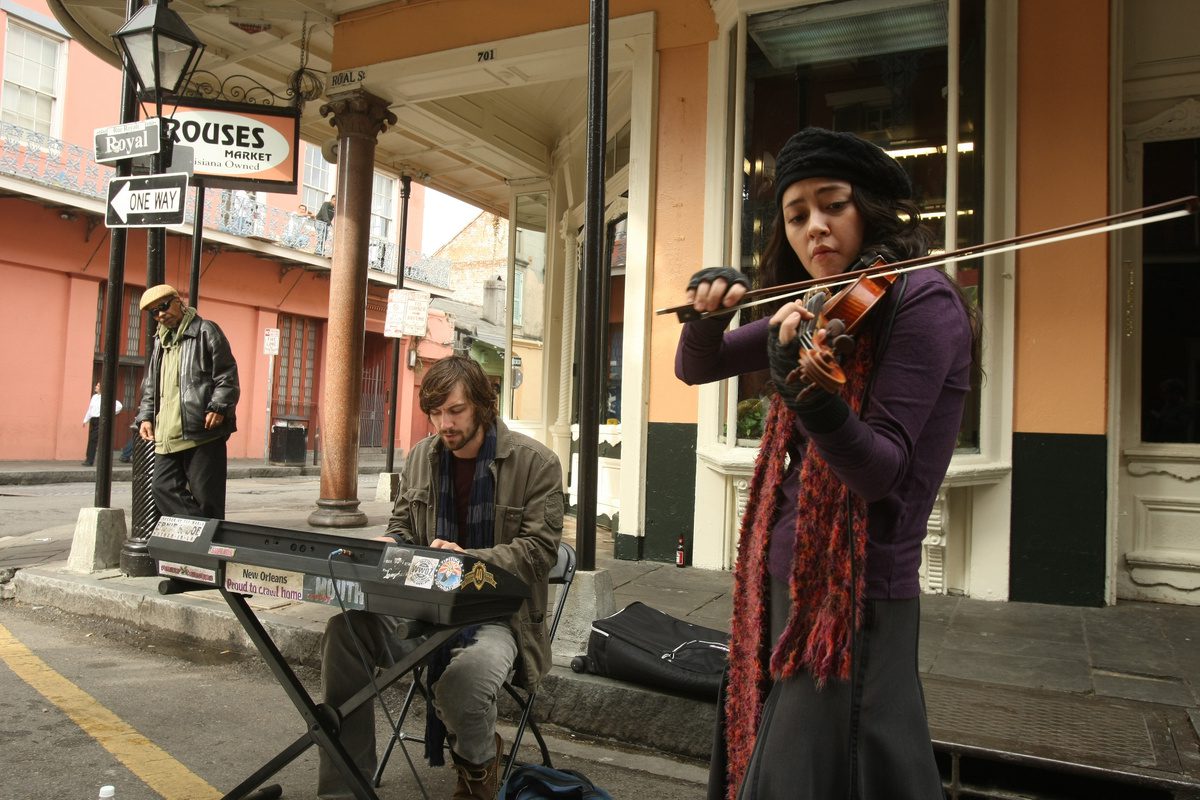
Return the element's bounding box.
[773,127,912,208]
[139,284,179,310]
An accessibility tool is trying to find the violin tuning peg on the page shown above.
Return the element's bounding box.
[832,335,857,358]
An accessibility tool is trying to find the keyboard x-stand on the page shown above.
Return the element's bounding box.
[149,517,530,800]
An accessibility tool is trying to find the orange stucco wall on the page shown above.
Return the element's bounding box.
[1014,1,1110,435]
[647,42,709,424]
[335,0,717,66]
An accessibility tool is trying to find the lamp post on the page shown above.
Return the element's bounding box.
[385,175,413,476]
[111,0,205,577]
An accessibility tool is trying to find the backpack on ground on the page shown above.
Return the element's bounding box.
[502,763,613,800]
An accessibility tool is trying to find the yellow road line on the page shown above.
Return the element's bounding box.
[0,622,220,800]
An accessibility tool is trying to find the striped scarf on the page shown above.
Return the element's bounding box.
[425,422,498,765]
[435,423,497,549]
[723,332,874,799]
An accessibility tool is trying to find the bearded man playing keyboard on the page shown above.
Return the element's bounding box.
[319,355,564,800]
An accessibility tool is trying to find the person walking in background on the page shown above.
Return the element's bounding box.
[118,424,137,463]
[134,284,239,518]
[81,381,122,467]
[676,127,979,800]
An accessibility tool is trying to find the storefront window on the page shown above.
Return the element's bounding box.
[735,0,984,451]
[1140,138,1200,444]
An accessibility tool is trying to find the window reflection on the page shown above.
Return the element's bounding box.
[1140,138,1200,444]
[737,0,985,450]
[509,193,547,421]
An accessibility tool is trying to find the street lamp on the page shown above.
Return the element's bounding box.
[111,0,204,577]
[112,0,205,117]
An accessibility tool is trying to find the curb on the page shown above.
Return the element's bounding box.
[5,566,714,761]
[0,463,391,486]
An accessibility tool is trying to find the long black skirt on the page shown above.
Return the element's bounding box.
[720,577,943,800]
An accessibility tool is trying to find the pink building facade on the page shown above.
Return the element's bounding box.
[0,0,450,463]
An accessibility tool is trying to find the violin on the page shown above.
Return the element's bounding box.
[788,255,893,395]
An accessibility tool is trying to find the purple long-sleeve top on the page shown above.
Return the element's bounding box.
[676,269,972,598]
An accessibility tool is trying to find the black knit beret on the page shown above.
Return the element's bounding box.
[773,127,912,209]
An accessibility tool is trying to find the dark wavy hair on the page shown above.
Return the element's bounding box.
[759,184,930,289]
[419,355,498,429]
[758,183,981,371]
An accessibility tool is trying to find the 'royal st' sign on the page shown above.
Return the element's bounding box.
[158,95,300,193]
[94,118,161,163]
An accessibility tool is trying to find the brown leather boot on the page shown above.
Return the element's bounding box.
[450,733,503,800]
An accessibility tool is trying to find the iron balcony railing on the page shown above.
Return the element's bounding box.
[0,121,450,288]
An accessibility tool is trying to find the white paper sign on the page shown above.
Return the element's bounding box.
[385,289,431,338]
[263,328,280,356]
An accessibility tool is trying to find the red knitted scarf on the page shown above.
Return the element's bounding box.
[723,333,874,799]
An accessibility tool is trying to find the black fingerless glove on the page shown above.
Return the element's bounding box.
[686,266,750,292]
[767,322,851,433]
[767,321,803,400]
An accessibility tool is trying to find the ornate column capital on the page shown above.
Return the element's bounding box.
[320,90,397,141]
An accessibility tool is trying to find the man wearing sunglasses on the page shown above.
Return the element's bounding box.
[134,284,240,518]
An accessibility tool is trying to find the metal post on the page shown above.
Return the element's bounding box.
[95,0,141,511]
[190,181,205,307]
[265,353,275,460]
[577,0,609,572]
[385,175,412,474]
[124,4,171,576]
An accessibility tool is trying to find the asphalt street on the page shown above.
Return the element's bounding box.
[0,599,707,800]
[0,476,393,571]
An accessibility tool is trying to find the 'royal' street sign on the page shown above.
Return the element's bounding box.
[105,173,189,228]
[94,118,161,163]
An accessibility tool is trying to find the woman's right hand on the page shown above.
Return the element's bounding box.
[686,267,749,314]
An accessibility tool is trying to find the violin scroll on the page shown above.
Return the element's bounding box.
[783,260,893,402]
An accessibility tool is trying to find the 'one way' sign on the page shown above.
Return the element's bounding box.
[105,173,189,228]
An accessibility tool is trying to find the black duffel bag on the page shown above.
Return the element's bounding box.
[572,602,728,701]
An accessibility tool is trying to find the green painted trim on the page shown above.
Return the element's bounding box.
[1010,432,1106,607]
[614,532,643,560]
[641,422,697,563]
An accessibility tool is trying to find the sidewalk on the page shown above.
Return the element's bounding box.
[0,454,388,486]
[1,463,1198,796]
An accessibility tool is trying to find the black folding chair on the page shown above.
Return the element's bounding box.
[373,542,578,798]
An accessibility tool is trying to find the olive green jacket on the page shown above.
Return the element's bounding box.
[385,419,564,688]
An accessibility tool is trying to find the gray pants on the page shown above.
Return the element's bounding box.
[318,611,517,799]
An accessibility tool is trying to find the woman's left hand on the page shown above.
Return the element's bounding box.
[769,301,815,346]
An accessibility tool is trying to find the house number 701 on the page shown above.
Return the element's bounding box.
[477,49,495,61]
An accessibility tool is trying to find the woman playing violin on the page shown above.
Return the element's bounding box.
[677,127,978,800]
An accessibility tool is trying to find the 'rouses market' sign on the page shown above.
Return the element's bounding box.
[159,96,299,193]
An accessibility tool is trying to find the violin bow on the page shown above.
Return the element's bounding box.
[657,195,1200,323]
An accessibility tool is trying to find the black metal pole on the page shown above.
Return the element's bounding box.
[124,4,169,576]
[94,0,140,509]
[189,182,205,308]
[577,0,608,572]
[384,175,412,474]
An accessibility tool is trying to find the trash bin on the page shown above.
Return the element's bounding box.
[269,424,307,465]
